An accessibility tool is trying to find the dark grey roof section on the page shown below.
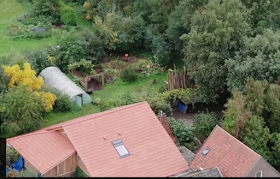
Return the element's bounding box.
[178,167,223,177]
[177,146,196,164]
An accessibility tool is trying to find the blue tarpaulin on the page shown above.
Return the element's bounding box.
[11,157,24,172]
[178,102,188,113]
[6,168,9,173]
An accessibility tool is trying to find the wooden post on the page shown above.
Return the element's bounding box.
[101,73,104,86]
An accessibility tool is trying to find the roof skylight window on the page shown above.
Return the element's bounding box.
[202,147,210,156]
[112,139,130,157]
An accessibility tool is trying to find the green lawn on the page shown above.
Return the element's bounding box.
[0,0,59,56]
[92,72,167,101]
[43,72,167,127]
[0,0,92,57]
[43,104,100,127]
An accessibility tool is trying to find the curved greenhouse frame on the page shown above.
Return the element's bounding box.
[40,67,92,108]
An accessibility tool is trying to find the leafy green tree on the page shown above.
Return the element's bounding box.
[264,84,280,133]
[222,79,280,165]
[241,0,280,33]
[93,13,121,51]
[27,49,52,73]
[132,0,180,33]
[243,79,268,116]
[50,32,88,72]
[0,86,46,137]
[194,112,219,137]
[59,1,77,26]
[221,91,252,138]
[226,29,280,92]
[166,0,207,53]
[80,28,106,62]
[241,115,275,164]
[0,67,9,94]
[116,15,146,52]
[271,133,280,164]
[32,0,61,25]
[181,0,251,102]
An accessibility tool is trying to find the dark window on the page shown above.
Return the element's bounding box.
[255,171,262,177]
[112,140,130,157]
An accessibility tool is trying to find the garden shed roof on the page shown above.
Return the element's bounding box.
[40,66,87,99]
[7,131,75,175]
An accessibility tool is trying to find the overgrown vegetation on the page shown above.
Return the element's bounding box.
[194,112,219,137]
[120,68,138,83]
[168,117,196,150]
[76,166,88,177]
[221,79,280,166]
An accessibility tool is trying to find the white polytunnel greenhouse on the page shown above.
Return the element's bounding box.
[40,66,93,108]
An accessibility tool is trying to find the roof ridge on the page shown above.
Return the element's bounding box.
[216,125,260,157]
[7,131,56,142]
[48,101,148,130]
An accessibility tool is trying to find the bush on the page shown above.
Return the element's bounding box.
[121,68,138,83]
[168,117,195,150]
[18,170,37,177]
[6,24,52,40]
[59,2,76,26]
[52,92,74,112]
[6,146,20,163]
[32,0,61,25]
[1,86,47,137]
[194,112,219,137]
[76,166,89,177]
[6,169,20,177]
[21,15,50,26]
[27,49,52,73]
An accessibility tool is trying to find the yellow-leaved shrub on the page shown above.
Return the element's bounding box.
[3,63,57,111]
[34,91,57,111]
[3,63,44,91]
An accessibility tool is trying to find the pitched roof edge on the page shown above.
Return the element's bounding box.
[189,125,219,166]
[259,157,280,176]
[244,156,261,177]
[7,131,77,174]
[217,125,260,157]
[215,167,223,177]
[46,101,149,130]
[7,131,56,142]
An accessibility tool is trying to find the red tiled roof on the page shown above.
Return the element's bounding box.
[158,115,178,144]
[7,131,75,174]
[190,125,260,177]
[7,101,189,177]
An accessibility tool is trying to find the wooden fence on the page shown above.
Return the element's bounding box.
[167,65,194,91]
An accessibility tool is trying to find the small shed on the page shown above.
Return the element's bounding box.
[40,67,92,108]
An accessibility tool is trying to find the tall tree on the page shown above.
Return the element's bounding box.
[181,0,251,102]
[221,91,251,138]
[0,66,9,94]
[166,0,207,53]
[226,29,280,92]
[0,86,46,137]
[241,0,280,33]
